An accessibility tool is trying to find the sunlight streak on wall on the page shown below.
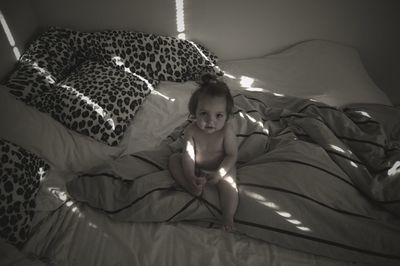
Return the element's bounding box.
[0,10,21,60]
[175,0,185,32]
[177,32,186,40]
[175,0,185,39]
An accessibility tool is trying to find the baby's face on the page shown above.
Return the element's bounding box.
[195,95,227,134]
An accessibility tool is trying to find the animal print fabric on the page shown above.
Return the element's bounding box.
[0,138,49,248]
[4,27,218,145]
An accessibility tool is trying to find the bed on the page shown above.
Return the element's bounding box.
[1,27,400,266]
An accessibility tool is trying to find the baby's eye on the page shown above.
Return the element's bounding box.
[199,112,207,116]
[216,113,225,119]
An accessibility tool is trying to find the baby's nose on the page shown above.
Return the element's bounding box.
[206,116,215,124]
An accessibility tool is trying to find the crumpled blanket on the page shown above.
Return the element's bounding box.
[67,90,400,265]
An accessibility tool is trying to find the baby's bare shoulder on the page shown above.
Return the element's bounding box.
[184,122,199,137]
[223,121,235,135]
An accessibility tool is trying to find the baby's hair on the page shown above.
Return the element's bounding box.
[188,73,234,119]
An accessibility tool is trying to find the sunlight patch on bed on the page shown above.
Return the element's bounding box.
[329,144,346,153]
[88,222,98,229]
[47,187,68,202]
[223,72,236,79]
[350,161,358,168]
[330,144,352,155]
[245,113,257,123]
[26,61,56,84]
[114,56,176,102]
[63,199,108,236]
[112,56,155,90]
[238,76,265,92]
[151,89,176,102]
[287,219,301,225]
[355,110,372,118]
[60,84,116,130]
[65,200,85,219]
[0,10,21,60]
[388,161,400,176]
[276,211,291,218]
[240,76,254,88]
[38,167,46,182]
[243,191,279,210]
[296,226,311,232]
[243,190,312,232]
[239,112,270,134]
[188,40,216,67]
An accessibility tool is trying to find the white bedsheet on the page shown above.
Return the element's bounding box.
[218,40,392,107]
[24,200,364,266]
[17,39,395,266]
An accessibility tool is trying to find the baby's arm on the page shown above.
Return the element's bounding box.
[182,127,206,185]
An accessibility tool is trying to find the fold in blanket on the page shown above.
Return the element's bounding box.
[67,91,400,265]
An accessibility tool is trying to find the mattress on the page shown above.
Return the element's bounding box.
[1,36,399,266]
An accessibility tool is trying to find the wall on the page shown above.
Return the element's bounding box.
[0,0,39,81]
[2,0,399,104]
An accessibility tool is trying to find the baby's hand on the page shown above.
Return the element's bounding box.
[205,171,221,185]
[194,176,207,186]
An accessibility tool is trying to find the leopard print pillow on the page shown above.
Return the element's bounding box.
[0,138,49,248]
[4,27,219,146]
[51,60,154,145]
[96,30,218,82]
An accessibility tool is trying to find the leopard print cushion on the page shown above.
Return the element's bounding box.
[4,27,218,146]
[0,138,49,248]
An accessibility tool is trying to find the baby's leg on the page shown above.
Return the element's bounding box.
[217,168,238,231]
[168,153,203,196]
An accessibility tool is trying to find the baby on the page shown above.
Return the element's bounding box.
[169,74,238,230]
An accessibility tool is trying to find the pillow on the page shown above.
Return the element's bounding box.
[0,85,126,173]
[122,81,198,155]
[47,59,152,146]
[0,138,49,248]
[96,30,218,82]
[4,27,78,102]
[4,27,219,146]
[218,39,392,107]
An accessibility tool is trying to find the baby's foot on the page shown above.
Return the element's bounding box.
[188,181,203,197]
[221,216,234,232]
